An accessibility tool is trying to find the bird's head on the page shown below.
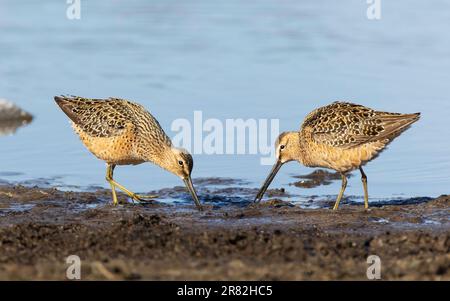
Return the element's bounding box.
[274,131,300,164]
[169,147,194,179]
[254,131,299,203]
[164,147,202,210]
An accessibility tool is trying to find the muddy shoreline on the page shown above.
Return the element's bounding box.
[0,183,448,280]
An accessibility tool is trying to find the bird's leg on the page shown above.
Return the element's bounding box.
[359,167,369,209]
[106,164,119,205]
[333,173,348,210]
[105,164,157,204]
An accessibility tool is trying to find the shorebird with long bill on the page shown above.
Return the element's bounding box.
[254,101,420,210]
[55,96,202,210]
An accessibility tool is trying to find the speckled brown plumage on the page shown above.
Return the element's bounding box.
[54,95,202,209]
[55,96,172,164]
[298,101,420,172]
[255,101,420,210]
[301,102,418,149]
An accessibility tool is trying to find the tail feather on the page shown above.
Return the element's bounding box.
[376,112,420,142]
[54,95,82,124]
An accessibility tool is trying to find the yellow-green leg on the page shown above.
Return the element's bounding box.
[106,165,119,205]
[105,164,157,205]
[360,167,369,209]
[333,173,348,210]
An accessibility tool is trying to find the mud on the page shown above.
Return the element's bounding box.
[0,181,448,280]
[290,169,352,188]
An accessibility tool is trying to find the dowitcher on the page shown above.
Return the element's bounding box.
[55,96,202,210]
[254,101,420,210]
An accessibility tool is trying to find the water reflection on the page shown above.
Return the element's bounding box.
[0,99,33,136]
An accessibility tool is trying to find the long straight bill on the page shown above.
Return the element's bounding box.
[184,176,203,210]
[254,160,283,203]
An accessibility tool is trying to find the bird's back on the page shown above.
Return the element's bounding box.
[55,96,171,164]
[299,101,420,171]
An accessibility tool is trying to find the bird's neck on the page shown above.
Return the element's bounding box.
[295,130,312,167]
[141,141,174,171]
[290,132,307,164]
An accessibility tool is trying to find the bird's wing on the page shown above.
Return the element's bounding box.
[301,101,420,149]
[54,95,135,137]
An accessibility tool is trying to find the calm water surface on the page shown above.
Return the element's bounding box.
[1,0,449,201]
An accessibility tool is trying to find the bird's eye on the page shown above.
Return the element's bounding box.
[178,160,184,166]
[280,145,285,150]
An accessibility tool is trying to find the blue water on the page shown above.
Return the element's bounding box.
[1,0,449,200]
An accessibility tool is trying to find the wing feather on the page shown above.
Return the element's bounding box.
[302,102,420,149]
[55,96,134,137]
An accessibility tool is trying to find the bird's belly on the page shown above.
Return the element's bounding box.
[305,141,385,173]
[72,123,143,165]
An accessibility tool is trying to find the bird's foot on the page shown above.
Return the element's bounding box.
[247,202,259,209]
[129,193,158,204]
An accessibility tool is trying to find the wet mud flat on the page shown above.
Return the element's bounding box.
[0,182,448,280]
